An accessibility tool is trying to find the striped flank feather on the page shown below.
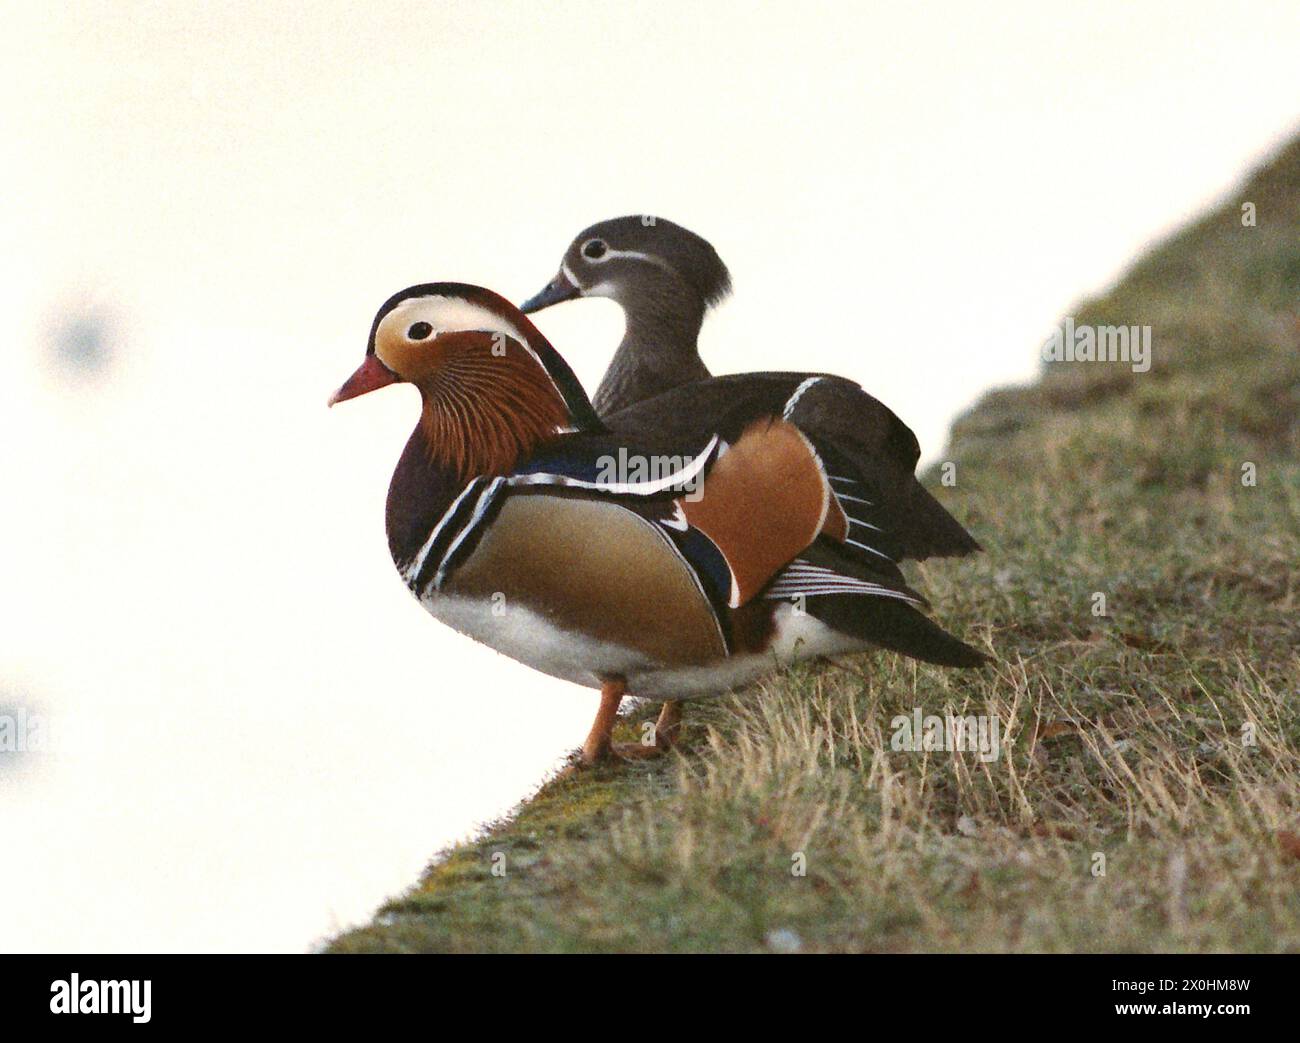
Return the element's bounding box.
[763,559,924,606]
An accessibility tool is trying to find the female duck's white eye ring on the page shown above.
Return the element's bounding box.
[580,238,609,261]
[407,321,433,340]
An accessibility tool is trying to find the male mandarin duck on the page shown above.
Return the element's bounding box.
[331,282,987,766]
[521,216,983,749]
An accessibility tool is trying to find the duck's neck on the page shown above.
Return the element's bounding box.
[593,286,711,416]
[385,425,465,568]
[386,344,572,566]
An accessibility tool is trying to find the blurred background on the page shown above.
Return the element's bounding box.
[1,0,1297,952]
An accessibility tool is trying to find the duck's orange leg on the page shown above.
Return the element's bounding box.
[578,681,682,766]
[580,678,627,765]
[653,699,683,749]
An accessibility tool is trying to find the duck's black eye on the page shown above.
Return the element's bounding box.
[407,321,433,340]
[581,238,608,260]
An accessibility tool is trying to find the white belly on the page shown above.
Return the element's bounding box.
[419,593,867,700]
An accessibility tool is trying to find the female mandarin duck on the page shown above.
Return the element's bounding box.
[521,217,983,750]
[520,216,731,416]
[331,282,986,766]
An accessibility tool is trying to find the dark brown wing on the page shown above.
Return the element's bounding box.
[604,372,981,565]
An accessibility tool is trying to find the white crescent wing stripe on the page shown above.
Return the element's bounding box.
[433,477,508,590]
[844,537,894,562]
[764,559,922,604]
[848,516,884,533]
[404,477,485,584]
[764,586,921,605]
[782,376,824,419]
[506,434,721,497]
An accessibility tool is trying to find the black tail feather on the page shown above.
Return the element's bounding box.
[808,593,989,668]
[903,480,982,560]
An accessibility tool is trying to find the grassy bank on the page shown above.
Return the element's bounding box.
[328,137,1300,953]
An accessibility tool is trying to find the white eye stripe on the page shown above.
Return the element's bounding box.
[593,247,671,269]
[568,247,673,293]
[382,294,572,418]
[390,295,528,344]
